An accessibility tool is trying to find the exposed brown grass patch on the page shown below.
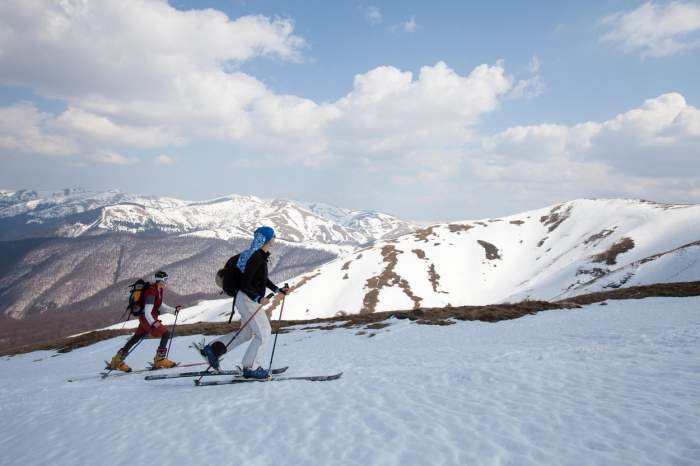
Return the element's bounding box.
[477,240,502,260]
[266,271,321,317]
[540,204,573,232]
[509,220,525,226]
[562,281,700,305]
[365,322,390,330]
[592,237,635,265]
[576,267,607,279]
[412,249,426,260]
[341,261,352,271]
[584,228,616,245]
[361,245,422,314]
[428,263,447,293]
[414,226,438,242]
[361,247,422,312]
[448,224,474,234]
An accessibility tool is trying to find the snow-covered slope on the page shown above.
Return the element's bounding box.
[0,188,415,246]
[270,199,700,320]
[4,297,699,466]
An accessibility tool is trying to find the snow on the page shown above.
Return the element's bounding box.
[3,296,699,465]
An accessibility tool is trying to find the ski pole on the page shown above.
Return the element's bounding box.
[195,292,274,384]
[166,309,180,359]
[223,293,274,350]
[227,293,238,324]
[119,306,131,330]
[268,284,289,373]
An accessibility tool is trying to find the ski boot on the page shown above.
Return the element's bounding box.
[201,343,226,371]
[109,349,131,372]
[242,366,270,380]
[152,348,177,369]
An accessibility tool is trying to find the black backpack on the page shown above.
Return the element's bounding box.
[126,279,151,316]
[215,254,243,297]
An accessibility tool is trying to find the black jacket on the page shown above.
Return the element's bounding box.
[238,249,279,303]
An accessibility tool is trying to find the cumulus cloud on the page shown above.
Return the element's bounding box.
[0,0,306,100]
[0,103,77,156]
[0,0,307,162]
[472,93,700,203]
[601,1,700,58]
[54,107,184,148]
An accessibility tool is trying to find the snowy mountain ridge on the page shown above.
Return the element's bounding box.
[263,198,700,320]
[108,198,700,329]
[0,188,416,247]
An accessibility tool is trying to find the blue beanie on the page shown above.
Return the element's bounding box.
[255,226,275,243]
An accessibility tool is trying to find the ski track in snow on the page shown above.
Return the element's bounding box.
[2,297,700,466]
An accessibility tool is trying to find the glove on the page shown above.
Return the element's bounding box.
[279,283,290,295]
[175,305,182,314]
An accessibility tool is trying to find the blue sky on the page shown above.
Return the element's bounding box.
[1,0,699,220]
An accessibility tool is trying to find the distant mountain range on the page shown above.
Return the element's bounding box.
[0,188,415,246]
[0,189,416,336]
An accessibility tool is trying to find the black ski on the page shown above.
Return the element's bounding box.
[144,366,289,381]
[194,372,343,386]
[66,361,206,383]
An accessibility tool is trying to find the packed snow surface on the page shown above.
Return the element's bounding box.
[2,297,699,466]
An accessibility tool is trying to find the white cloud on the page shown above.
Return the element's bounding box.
[54,107,184,148]
[90,150,136,165]
[0,2,538,186]
[472,93,700,203]
[366,6,383,25]
[509,75,544,100]
[154,154,175,165]
[0,0,306,100]
[507,55,544,100]
[601,1,700,58]
[0,103,77,156]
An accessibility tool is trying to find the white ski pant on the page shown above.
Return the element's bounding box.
[214,293,271,369]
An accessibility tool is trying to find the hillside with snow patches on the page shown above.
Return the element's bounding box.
[107,198,700,329]
[271,199,700,320]
[0,188,415,247]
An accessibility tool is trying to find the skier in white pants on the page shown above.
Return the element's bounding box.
[201,226,289,379]
[214,290,271,370]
